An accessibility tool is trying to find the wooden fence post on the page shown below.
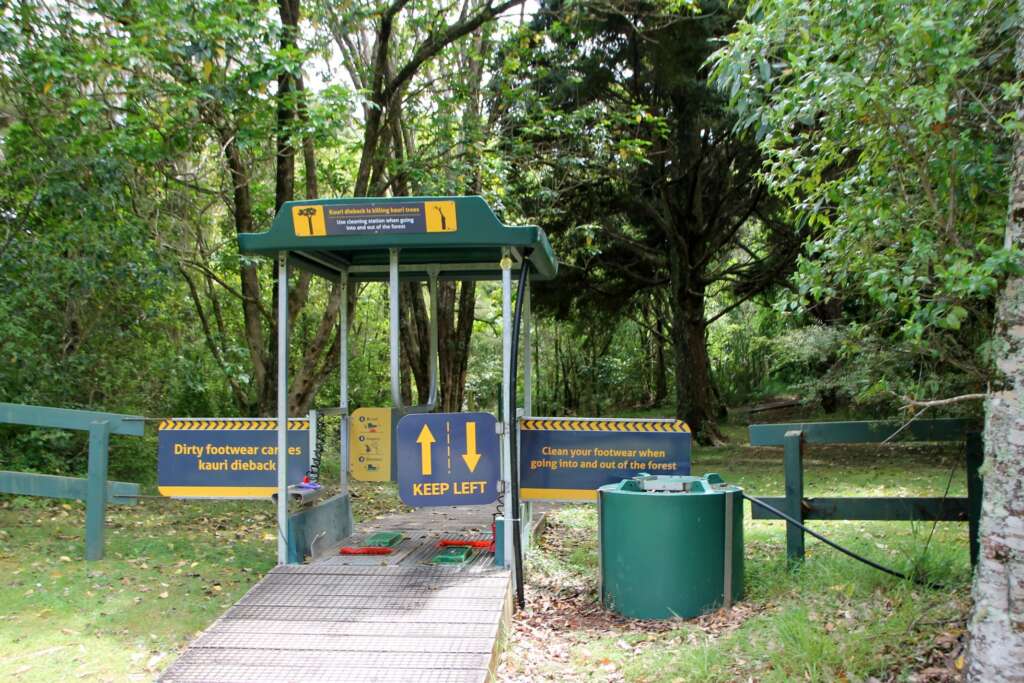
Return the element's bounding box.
[85,420,111,561]
[784,430,805,564]
[966,431,984,566]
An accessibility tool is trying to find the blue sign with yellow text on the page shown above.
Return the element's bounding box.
[158,418,310,498]
[397,412,500,507]
[519,417,691,501]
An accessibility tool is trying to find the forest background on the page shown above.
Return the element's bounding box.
[0,0,1018,478]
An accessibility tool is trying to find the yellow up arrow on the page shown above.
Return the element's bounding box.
[417,424,436,476]
[462,421,482,473]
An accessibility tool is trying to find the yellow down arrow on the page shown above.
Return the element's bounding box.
[462,421,482,473]
[417,424,436,476]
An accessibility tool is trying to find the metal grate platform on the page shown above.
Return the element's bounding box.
[160,507,511,683]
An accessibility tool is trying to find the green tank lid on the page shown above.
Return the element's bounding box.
[603,472,738,495]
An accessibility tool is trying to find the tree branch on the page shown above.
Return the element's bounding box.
[180,259,271,321]
[384,0,524,102]
[179,265,250,408]
[900,393,987,408]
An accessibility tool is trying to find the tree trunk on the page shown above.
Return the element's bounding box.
[668,242,723,445]
[426,22,486,413]
[399,335,413,406]
[560,343,576,414]
[438,280,476,412]
[275,0,298,212]
[399,282,431,404]
[288,283,341,412]
[263,0,342,416]
[218,129,265,416]
[264,0,296,418]
[552,324,561,413]
[966,14,1024,678]
[653,314,667,405]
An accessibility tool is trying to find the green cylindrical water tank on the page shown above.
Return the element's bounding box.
[599,473,743,619]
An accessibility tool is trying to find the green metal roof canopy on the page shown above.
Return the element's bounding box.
[242,195,553,570]
[238,196,557,281]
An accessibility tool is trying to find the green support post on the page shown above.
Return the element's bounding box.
[784,430,805,564]
[966,431,983,566]
[85,420,111,561]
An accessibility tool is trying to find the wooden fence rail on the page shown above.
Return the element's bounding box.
[747,419,983,566]
[0,402,144,560]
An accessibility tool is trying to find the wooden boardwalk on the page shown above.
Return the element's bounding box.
[160,507,510,683]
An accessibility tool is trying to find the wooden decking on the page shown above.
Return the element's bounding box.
[160,507,510,683]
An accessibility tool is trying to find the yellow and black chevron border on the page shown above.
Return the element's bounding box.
[159,419,309,431]
[518,418,690,433]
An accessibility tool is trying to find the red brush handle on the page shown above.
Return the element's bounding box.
[438,539,492,549]
[340,546,393,555]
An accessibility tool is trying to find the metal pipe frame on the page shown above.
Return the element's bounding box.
[500,248,515,578]
[427,267,439,408]
[523,276,532,415]
[278,246,527,572]
[308,407,318,479]
[339,267,350,498]
[521,277,533,544]
[348,262,532,282]
[723,490,734,609]
[389,249,403,411]
[276,252,289,565]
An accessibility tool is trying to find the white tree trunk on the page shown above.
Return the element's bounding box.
[966,5,1024,679]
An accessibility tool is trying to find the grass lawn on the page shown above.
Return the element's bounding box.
[498,422,973,682]
[0,480,406,681]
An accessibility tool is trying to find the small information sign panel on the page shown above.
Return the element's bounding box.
[291,200,457,237]
[519,418,691,501]
[158,419,309,498]
[396,412,500,507]
[349,407,392,482]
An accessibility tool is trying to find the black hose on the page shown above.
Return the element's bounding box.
[508,256,529,610]
[742,492,909,581]
[307,411,325,484]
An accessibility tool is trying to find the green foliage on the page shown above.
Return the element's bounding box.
[712,0,1021,401]
[464,285,505,413]
[494,0,808,441]
[0,0,307,472]
[0,0,1013,489]
[531,313,669,416]
[709,301,993,414]
[0,3,206,476]
[707,301,786,405]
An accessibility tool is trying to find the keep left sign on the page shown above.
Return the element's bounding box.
[396,412,500,507]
